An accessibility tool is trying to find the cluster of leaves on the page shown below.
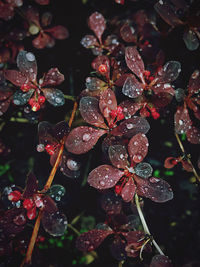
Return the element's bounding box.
[0,0,200,267]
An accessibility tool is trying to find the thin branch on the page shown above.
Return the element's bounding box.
[64,94,76,101]
[175,133,200,183]
[135,194,164,256]
[68,223,81,236]
[21,210,43,267]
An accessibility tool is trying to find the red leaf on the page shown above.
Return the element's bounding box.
[108,145,129,169]
[155,61,181,83]
[150,254,173,267]
[0,98,11,116]
[128,133,149,163]
[42,88,65,106]
[186,126,200,144]
[79,96,107,129]
[85,77,106,91]
[24,6,40,26]
[22,172,38,199]
[33,33,55,49]
[65,126,106,154]
[110,116,150,138]
[17,51,37,82]
[42,68,65,86]
[88,12,106,43]
[76,229,113,252]
[88,165,124,189]
[135,175,173,203]
[152,83,175,95]
[99,89,117,123]
[81,35,98,48]
[164,157,178,169]
[100,191,122,215]
[120,24,136,43]
[119,100,141,118]
[4,70,27,87]
[174,106,192,134]
[122,76,143,98]
[121,178,136,202]
[46,26,69,40]
[181,159,193,172]
[125,46,145,81]
[124,230,147,257]
[188,70,200,94]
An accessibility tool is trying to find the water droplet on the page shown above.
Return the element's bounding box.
[26,52,35,62]
[100,181,105,187]
[126,123,134,129]
[67,159,80,171]
[82,133,91,142]
[149,177,160,183]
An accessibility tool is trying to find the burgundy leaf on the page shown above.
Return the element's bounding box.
[0,4,14,21]
[76,229,113,252]
[120,24,136,43]
[100,191,122,215]
[17,51,37,82]
[99,89,117,122]
[24,6,40,26]
[4,70,27,87]
[22,172,38,198]
[110,116,150,138]
[122,76,143,98]
[120,100,141,118]
[155,61,181,83]
[188,70,200,95]
[183,29,199,51]
[121,178,136,202]
[32,33,54,49]
[35,0,50,5]
[53,120,70,140]
[92,55,110,76]
[186,126,200,144]
[164,157,178,169]
[0,98,11,116]
[109,235,126,261]
[85,77,106,91]
[154,1,183,27]
[42,210,67,236]
[38,121,57,145]
[42,68,65,86]
[151,92,174,108]
[181,159,193,172]
[79,96,107,129]
[174,106,192,134]
[46,26,69,39]
[88,165,124,189]
[65,126,106,154]
[108,145,129,169]
[125,46,145,81]
[124,230,147,257]
[43,196,58,214]
[150,254,173,267]
[152,83,175,95]
[81,35,98,48]
[88,12,106,43]
[42,88,65,106]
[135,175,173,202]
[128,133,149,163]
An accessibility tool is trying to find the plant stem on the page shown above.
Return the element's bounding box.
[64,94,76,101]
[175,133,200,183]
[20,210,43,267]
[21,101,78,266]
[135,194,164,256]
[118,261,124,267]
[68,223,81,236]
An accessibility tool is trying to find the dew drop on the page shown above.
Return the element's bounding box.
[67,159,80,171]
[26,52,35,62]
[126,123,134,130]
[82,133,91,142]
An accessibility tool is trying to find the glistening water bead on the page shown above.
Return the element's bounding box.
[25,52,35,62]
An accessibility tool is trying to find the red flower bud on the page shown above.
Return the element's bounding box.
[23,198,34,210]
[8,190,21,202]
[98,64,107,73]
[27,206,37,220]
[20,84,30,92]
[38,95,45,104]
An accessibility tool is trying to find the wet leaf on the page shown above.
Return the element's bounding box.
[164,157,178,169]
[150,254,173,267]
[125,46,145,81]
[46,25,69,39]
[111,116,150,138]
[42,88,65,106]
[92,55,110,76]
[4,70,28,87]
[128,133,149,163]
[65,126,106,154]
[186,126,200,144]
[135,175,173,202]
[79,96,107,128]
[174,106,192,134]
[48,184,66,202]
[155,61,181,83]
[109,235,126,261]
[135,162,153,178]
[42,211,67,236]
[122,76,143,98]
[183,29,199,51]
[108,145,129,169]
[85,76,106,91]
[121,178,136,202]
[17,51,37,82]
[76,229,112,252]
[13,89,34,105]
[120,100,141,118]
[99,89,117,122]
[23,172,38,199]
[124,230,146,257]
[88,165,124,189]
[88,12,106,43]
[42,68,65,86]
[120,23,136,43]
[81,35,98,48]
[188,70,200,95]
[100,191,122,215]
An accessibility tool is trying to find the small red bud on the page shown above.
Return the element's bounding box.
[8,190,21,202]
[144,70,150,77]
[143,40,149,46]
[23,198,34,210]
[27,206,37,220]
[115,185,122,195]
[45,144,55,155]
[110,109,117,119]
[20,84,30,92]
[31,102,40,112]
[38,95,45,104]
[98,64,107,73]
[149,76,154,82]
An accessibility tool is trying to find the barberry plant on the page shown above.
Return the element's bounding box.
[0,0,200,267]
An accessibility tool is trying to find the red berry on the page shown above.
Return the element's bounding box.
[28,98,34,106]
[149,76,154,82]
[98,64,107,73]
[20,84,30,92]
[172,159,178,165]
[8,190,21,202]
[152,112,160,120]
[110,109,117,118]
[23,198,34,210]
[27,206,37,220]
[38,95,45,104]
[144,70,150,77]
[143,40,149,46]
[31,102,40,112]
[115,185,122,195]
[45,144,55,155]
